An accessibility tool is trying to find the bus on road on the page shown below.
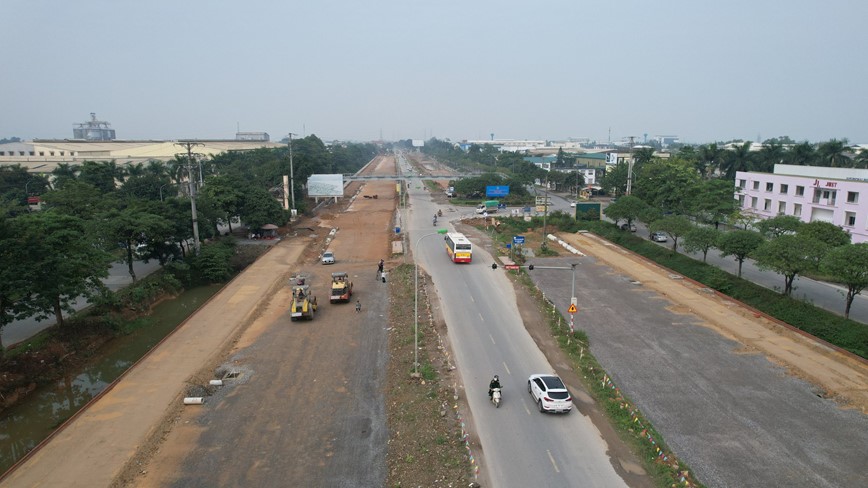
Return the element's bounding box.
[445,233,472,263]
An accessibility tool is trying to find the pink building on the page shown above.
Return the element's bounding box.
[735,164,868,244]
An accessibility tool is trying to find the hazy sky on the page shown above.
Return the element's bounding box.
[3,0,866,144]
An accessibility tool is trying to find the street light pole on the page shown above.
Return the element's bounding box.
[288,132,297,213]
[159,184,168,202]
[414,228,448,376]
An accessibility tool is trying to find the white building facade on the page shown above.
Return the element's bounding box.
[735,164,868,243]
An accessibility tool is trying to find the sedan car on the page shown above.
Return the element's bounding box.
[528,374,572,414]
[620,223,637,232]
[321,251,335,265]
[650,232,668,242]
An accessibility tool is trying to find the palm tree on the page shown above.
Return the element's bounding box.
[786,142,816,166]
[755,142,784,173]
[697,143,725,178]
[816,139,850,167]
[722,142,753,179]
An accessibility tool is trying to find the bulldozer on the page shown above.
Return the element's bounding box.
[290,284,317,321]
[330,272,353,303]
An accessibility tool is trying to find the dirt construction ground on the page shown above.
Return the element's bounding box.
[0,156,400,487]
[5,152,867,487]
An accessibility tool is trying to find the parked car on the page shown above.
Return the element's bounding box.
[620,223,637,232]
[527,374,572,414]
[321,251,335,265]
[650,232,668,242]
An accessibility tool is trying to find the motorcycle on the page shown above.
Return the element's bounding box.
[490,387,502,408]
[433,216,437,226]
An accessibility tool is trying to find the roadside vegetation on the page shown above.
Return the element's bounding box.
[385,264,474,487]
[0,137,378,355]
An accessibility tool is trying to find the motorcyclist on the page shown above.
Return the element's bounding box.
[433,214,438,225]
[488,375,502,398]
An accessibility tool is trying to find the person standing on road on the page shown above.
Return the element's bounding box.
[377,259,384,278]
[355,299,362,313]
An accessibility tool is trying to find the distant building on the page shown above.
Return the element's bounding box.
[654,135,680,148]
[73,113,116,141]
[0,139,284,174]
[735,164,868,243]
[235,131,270,142]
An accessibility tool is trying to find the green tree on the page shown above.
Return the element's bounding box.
[193,240,235,283]
[100,204,175,281]
[238,185,287,231]
[756,215,803,238]
[600,161,628,196]
[603,195,647,228]
[638,206,663,238]
[651,215,693,252]
[752,234,826,295]
[0,215,36,354]
[718,230,764,277]
[689,178,738,227]
[797,221,850,248]
[820,244,868,318]
[683,226,721,262]
[12,211,113,327]
[633,158,700,215]
[199,174,245,233]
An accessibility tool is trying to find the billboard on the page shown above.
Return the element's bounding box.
[307,174,345,197]
[412,139,424,147]
[486,185,510,197]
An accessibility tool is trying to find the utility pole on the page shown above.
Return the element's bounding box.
[626,136,635,196]
[176,141,203,254]
[542,174,549,250]
[288,133,297,214]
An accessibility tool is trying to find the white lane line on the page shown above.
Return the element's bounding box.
[524,403,531,415]
[547,450,560,473]
[489,334,496,345]
[502,362,510,375]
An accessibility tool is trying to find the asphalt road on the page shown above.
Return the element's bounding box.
[545,190,868,324]
[408,186,630,487]
[526,253,868,487]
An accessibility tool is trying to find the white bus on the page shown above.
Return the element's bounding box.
[444,233,472,263]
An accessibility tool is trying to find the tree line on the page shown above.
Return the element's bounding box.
[0,135,378,353]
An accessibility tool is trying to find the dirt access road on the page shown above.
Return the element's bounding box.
[0,156,399,487]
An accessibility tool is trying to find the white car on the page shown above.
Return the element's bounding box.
[321,251,335,265]
[650,232,668,242]
[527,374,572,414]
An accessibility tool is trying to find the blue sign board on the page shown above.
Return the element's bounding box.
[486,185,510,197]
[513,235,525,245]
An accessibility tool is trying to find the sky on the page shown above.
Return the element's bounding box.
[2,0,867,145]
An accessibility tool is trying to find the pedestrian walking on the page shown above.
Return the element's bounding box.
[377,259,384,279]
[355,299,361,313]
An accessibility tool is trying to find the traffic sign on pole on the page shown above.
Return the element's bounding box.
[568,303,577,314]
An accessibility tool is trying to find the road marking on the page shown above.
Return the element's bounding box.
[524,404,531,415]
[489,334,496,345]
[502,362,510,375]
[547,450,560,473]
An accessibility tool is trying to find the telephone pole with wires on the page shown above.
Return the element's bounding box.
[176,141,203,254]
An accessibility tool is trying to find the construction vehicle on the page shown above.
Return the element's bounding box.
[290,284,317,321]
[330,272,353,303]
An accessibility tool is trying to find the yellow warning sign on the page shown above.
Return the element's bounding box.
[568,304,577,314]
